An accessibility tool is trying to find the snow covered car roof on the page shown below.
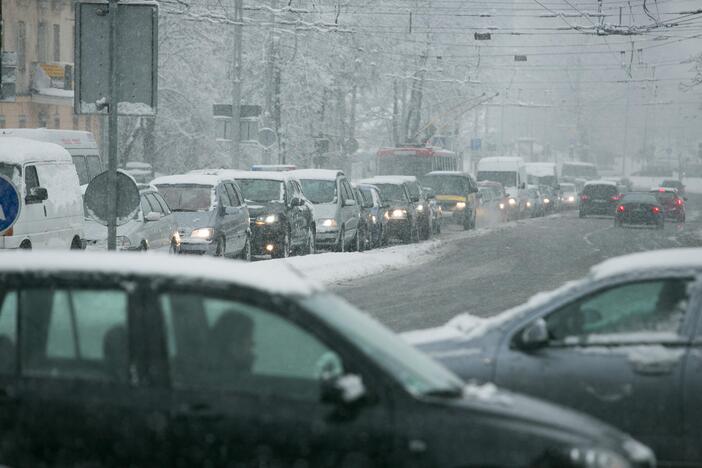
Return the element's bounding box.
[290,169,344,181]
[360,176,407,185]
[151,173,231,186]
[583,179,617,187]
[650,187,678,193]
[562,161,596,167]
[590,248,702,281]
[0,129,97,149]
[0,251,321,296]
[0,137,73,165]
[425,171,466,176]
[372,175,418,182]
[525,163,556,177]
[191,169,294,182]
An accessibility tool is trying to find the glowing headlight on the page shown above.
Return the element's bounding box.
[568,196,575,202]
[173,231,181,245]
[390,209,408,219]
[371,215,377,224]
[320,218,337,228]
[526,201,532,208]
[568,447,632,468]
[191,227,214,240]
[499,203,505,210]
[544,198,550,204]
[508,198,517,206]
[456,202,466,209]
[416,204,424,212]
[256,214,278,225]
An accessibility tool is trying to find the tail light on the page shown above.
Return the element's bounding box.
[611,195,621,201]
[652,206,661,214]
[675,198,684,206]
[580,195,589,201]
[617,205,625,213]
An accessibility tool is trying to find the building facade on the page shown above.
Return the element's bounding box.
[0,0,101,140]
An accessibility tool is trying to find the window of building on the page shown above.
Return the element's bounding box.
[38,112,48,128]
[53,24,61,62]
[72,116,79,130]
[85,116,92,132]
[18,115,27,129]
[37,21,48,63]
[0,116,6,129]
[53,115,60,129]
[17,22,26,72]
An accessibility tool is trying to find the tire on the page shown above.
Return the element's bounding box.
[214,238,224,257]
[19,240,31,250]
[240,235,252,261]
[462,213,471,231]
[336,227,346,252]
[352,228,362,252]
[679,214,686,223]
[579,210,586,218]
[139,240,148,252]
[273,230,291,258]
[305,228,316,255]
[169,239,179,254]
[70,236,82,250]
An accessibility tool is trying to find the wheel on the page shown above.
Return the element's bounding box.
[19,240,31,250]
[240,234,252,261]
[169,239,179,254]
[614,219,621,228]
[214,237,224,257]
[679,214,686,223]
[139,240,148,252]
[462,214,471,231]
[70,236,82,250]
[579,211,586,218]
[353,228,362,252]
[305,227,316,255]
[336,227,346,252]
[273,230,291,258]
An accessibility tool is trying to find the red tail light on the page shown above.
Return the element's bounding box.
[617,205,625,213]
[580,195,589,201]
[611,195,621,201]
[659,188,666,193]
[652,206,661,214]
[675,198,684,206]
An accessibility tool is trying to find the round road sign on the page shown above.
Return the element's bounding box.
[258,127,277,149]
[0,175,21,235]
[84,170,140,226]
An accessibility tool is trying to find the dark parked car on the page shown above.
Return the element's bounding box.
[0,252,654,468]
[661,179,685,197]
[351,184,372,251]
[579,180,621,218]
[614,192,665,229]
[651,187,686,223]
[232,171,316,258]
[361,177,420,243]
[357,183,388,248]
[372,175,433,240]
[406,248,702,467]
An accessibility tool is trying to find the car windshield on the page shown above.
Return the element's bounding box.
[562,164,598,179]
[237,179,284,203]
[420,175,467,195]
[477,171,516,188]
[560,183,576,193]
[583,184,617,197]
[373,183,407,203]
[303,293,464,397]
[622,193,658,204]
[299,179,336,204]
[358,188,374,206]
[653,191,675,202]
[156,184,213,212]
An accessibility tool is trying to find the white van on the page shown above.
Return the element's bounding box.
[0,137,84,250]
[476,157,527,197]
[0,129,103,189]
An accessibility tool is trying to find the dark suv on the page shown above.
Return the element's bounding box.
[0,251,654,468]
[361,177,419,243]
[579,181,621,218]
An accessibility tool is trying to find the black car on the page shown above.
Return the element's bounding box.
[661,179,685,197]
[0,251,655,468]
[579,181,621,218]
[351,184,371,251]
[361,177,419,243]
[234,171,316,257]
[357,183,388,248]
[407,248,701,466]
[614,192,664,229]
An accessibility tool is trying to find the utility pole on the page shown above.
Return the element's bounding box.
[106,0,119,250]
[231,0,243,168]
[622,79,631,176]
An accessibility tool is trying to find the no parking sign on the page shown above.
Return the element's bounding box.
[0,175,20,235]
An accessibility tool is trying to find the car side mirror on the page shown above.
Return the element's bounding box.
[26,187,48,203]
[321,374,366,406]
[344,198,356,207]
[145,211,161,222]
[411,196,420,203]
[520,183,526,190]
[517,318,549,351]
[291,197,305,207]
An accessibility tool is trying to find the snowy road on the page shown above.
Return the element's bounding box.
[332,194,702,332]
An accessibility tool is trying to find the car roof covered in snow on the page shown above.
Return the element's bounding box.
[590,248,702,281]
[0,251,322,296]
[191,169,293,183]
[562,161,596,167]
[0,137,73,165]
[151,173,230,187]
[360,176,407,186]
[0,129,97,149]
[370,175,418,183]
[583,179,617,187]
[425,171,470,177]
[290,169,344,181]
[650,187,678,193]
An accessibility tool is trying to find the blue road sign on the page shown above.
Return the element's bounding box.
[470,138,482,151]
[0,175,21,234]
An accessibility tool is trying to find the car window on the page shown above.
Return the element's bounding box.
[72,156,88,185]
[299,179,337,204]
[86,155,102,180]
[160,292,344,401]
[407,182,420,199]
[152,193,172,215]
[139,195,152,216]
[341,180,353,202]
[0,291,17,374]
[545,278,693,342]
[225,183,241,207]
[219,185,232,207]
[145,194,165,214]
[18,288,129,383]
[25,165,40,192]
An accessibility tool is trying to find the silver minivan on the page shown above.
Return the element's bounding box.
[152,174,251,260]
[291,169,360,252]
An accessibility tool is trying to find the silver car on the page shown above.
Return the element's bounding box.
[84,189,180,252]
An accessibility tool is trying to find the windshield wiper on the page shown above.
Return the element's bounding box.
[172,208,197,212]
[422,387,463,399]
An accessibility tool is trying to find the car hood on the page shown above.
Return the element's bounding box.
[310,203,337,220]
[172,211,216,231]
[504,187,519,199]
[247,201,285,218]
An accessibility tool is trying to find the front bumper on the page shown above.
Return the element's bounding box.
[179,238,216,255]
[315,228,339,247]
[385,219,412,239]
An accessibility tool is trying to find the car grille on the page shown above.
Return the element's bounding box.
[439,201,457,209]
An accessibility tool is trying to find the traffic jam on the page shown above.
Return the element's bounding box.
[0,0,701,466]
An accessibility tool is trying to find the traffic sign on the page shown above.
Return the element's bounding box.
[470,138,482,151]
[0,175,21,234]
[84,171,140,226]
[343,137,359,154]
[258,127,277,149]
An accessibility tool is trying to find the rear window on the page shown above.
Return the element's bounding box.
[653,191,675,202]
[157,184,214,212]
[583,184,617,197]
[622,193,658,204]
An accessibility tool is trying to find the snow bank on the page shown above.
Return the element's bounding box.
[274,239,441,285]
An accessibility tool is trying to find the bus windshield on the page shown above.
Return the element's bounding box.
[477,171,517,188]
[378,155,432,178]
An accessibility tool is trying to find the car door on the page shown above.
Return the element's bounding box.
[292,179,313,238]
[224,182,247,252]
[495,275,698,461]
[149,286,396,467]
[143,193,167,249]
[216,183,237,255]
[21,164,49,247]
[152,192,178,249]
[341,179,359,239]
[0,274,159,467]
[683,291,702,463]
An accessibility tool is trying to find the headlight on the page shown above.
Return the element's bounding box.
[499,203,505,210]
[526,201,532,208]
[416,204,424,212]
[390,209,407,219]
[255,214,278,225]
[320,218,337,228]
[544,198,550,204]
[371,215,377,224]
[456,201,466,209]
[568,447,632,468]
[191,227,214,240]
[116,236,131,249]
[508,198,517,206]
[622,439,654,464]
[568,196,576,202]
[173,231,181,245]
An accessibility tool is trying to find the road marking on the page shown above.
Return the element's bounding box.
[583,224,612,251]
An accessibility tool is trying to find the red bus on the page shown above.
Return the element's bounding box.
[376,146,460,178]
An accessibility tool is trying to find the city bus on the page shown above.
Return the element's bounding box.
[376,146,460,177]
